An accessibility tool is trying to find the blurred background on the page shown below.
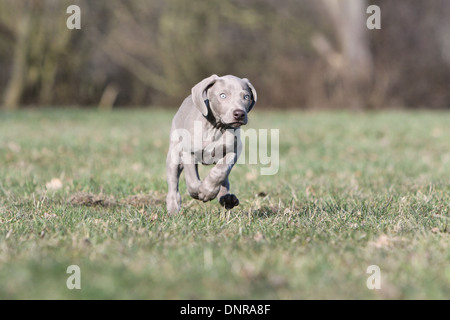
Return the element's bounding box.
[0,0,449,111]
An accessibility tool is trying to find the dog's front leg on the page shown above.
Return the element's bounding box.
[217,177,240,209]
[198,152,236,202]
[183,152,202,199]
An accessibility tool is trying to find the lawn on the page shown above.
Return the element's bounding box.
[0,108,449,299]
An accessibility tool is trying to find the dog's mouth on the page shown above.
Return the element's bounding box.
[221,120,247,129]
[215,117,247,129]
[228,121,247,128]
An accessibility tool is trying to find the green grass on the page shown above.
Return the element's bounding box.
[0,108,449,299]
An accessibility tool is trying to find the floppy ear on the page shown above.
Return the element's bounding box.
[243,78,257,112]
[191,74,219,117]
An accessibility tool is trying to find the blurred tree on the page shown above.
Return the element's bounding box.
[1,2,31,109]
[0,0,448,109]
[312,0,373,109]
[1,1,82,109]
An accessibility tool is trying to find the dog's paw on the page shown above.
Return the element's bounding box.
[219,194,239,209]
[198,182,221,202]
[166,192,181,215]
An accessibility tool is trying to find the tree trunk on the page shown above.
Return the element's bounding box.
[2,12,31,110]
[319,0,373,109]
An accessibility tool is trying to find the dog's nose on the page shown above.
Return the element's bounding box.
[233,109,246,121]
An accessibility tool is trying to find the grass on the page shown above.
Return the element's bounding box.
[0,108,449,299]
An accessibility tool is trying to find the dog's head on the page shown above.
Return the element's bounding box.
[191,74,257,129]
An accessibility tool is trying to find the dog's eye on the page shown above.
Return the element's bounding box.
[243,94,251,100]
[220,93,227,99]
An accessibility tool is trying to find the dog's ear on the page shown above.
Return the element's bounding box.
[243,78,257,112]
[191,74,219,117]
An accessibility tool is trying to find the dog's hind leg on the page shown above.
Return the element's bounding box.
[166,147,183,215]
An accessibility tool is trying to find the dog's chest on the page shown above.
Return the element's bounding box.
[195,128,239,164]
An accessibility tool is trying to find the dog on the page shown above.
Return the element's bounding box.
[166,74,257,214]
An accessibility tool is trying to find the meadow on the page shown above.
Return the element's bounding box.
[0,109,448,299]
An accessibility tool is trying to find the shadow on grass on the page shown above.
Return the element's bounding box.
[68,191,164,208]
[249,205,282,218]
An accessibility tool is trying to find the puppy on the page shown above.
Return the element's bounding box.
[166,74,257,214]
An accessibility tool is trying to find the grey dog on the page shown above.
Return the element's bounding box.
[166,74,257,214]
